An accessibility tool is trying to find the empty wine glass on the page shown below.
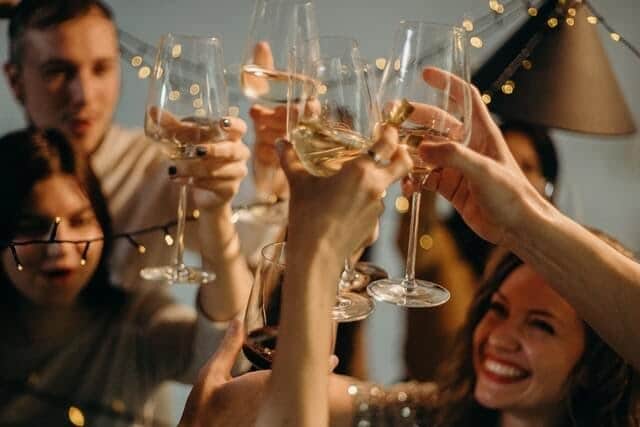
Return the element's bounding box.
[367,21,472,307]
[141,33,228,284]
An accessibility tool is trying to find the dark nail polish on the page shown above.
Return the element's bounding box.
[168,165,177,176]
[220,118,231,128]
[196,146,207,157]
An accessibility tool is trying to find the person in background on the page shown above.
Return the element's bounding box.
[3,0,253,292]
[400,120,559,381]
[0,128,249,427]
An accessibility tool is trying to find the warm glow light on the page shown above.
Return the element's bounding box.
[193,98,203,108]
[375,58,387,70]
[567,7,577,16]
[165,233,174,246]
[318,84,328,95]
[419,234,433,250]
[138,245,146,254]
[501,81,515,94]
[192,209,201,219]
[17,264,23,271]
[172,44,182,58]
[481,93,492,104]
[566,17,575,26]
[462,19,474,31]
[547,17,559,28]
[522,59,533,70]
[610,32,621,42]
[470,37,484,48]
[169,90,181,101]
[489,0,499,11]
[587,15,598,24]
[190,84,201,95]
[395,196,410,213]
[131,56,143,67]
[138,66,151,79]
[528,7,538,16]
[496,4,505,14]
[80,258,87,266]
[68,406,85,426]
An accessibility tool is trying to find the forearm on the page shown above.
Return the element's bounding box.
[256,237,343,427]
[506,201,640,369]
[198,204,253,321]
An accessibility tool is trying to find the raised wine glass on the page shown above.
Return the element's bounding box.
[236,0,318,224]
[288,36,381,322]
[141,33,228,284]
[367,21,472,307]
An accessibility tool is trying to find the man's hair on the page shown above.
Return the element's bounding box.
[7,0,114,65]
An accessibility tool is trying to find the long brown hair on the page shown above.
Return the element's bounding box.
[433,245,638,427]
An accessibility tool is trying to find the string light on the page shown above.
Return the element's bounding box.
[566,17,575,26]
[9,245,23,271]
[462,19,474,32]
[2,216,200,271]
[126,235,146,254]
[610,32,621,42]
[163,228,174,246]
[137,66,151,79]
[68,406,85,426]
[49,217,61,241]
[130,56,143,67]
[80,242,91,266]
[470,36,484,48]
[528,7,538,16]
[395,196,410,213]
[481,93,492,104]
[587,15,598,24]
[547,17,559,28]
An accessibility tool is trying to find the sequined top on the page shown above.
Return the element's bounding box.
[349,381,438,427]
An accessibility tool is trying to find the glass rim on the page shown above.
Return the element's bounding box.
[162,32,223,45]
[260,241,287,267]
[258,0,314,5]
[398,20,465,35]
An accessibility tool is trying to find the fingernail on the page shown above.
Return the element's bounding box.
[168,165,177,176]
[196,146,207,157]
[220,118,231,128]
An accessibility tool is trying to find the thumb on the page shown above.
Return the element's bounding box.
[209,318,245,378]
[254,41,275,69]
[277,138,305,179]
[419,141,491,181]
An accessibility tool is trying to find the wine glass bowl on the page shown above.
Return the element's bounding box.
[243,241,286,369]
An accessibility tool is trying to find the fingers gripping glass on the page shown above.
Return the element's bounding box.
[367,21,472,307]
[141,33,229,284]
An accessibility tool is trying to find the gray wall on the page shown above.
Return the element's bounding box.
[1,0,639,419]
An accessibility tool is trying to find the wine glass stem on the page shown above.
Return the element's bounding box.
[174,183,188,270]
[403,191,422,289]
[339,258,356,291]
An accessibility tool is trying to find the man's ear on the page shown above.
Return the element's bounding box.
[4,62,25,105]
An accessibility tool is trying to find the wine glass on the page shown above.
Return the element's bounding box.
[288,36,379,321]
[367,21,472,307]
[242,241,285,369]
[141,33,228,284]
[237,0,318,224]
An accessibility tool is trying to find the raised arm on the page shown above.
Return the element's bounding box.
[417,67,640,370]
[254,127,412,426]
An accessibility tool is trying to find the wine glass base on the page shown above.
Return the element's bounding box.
[367,278,450,308]
[140,265,215,285]
[332,291,375,323]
